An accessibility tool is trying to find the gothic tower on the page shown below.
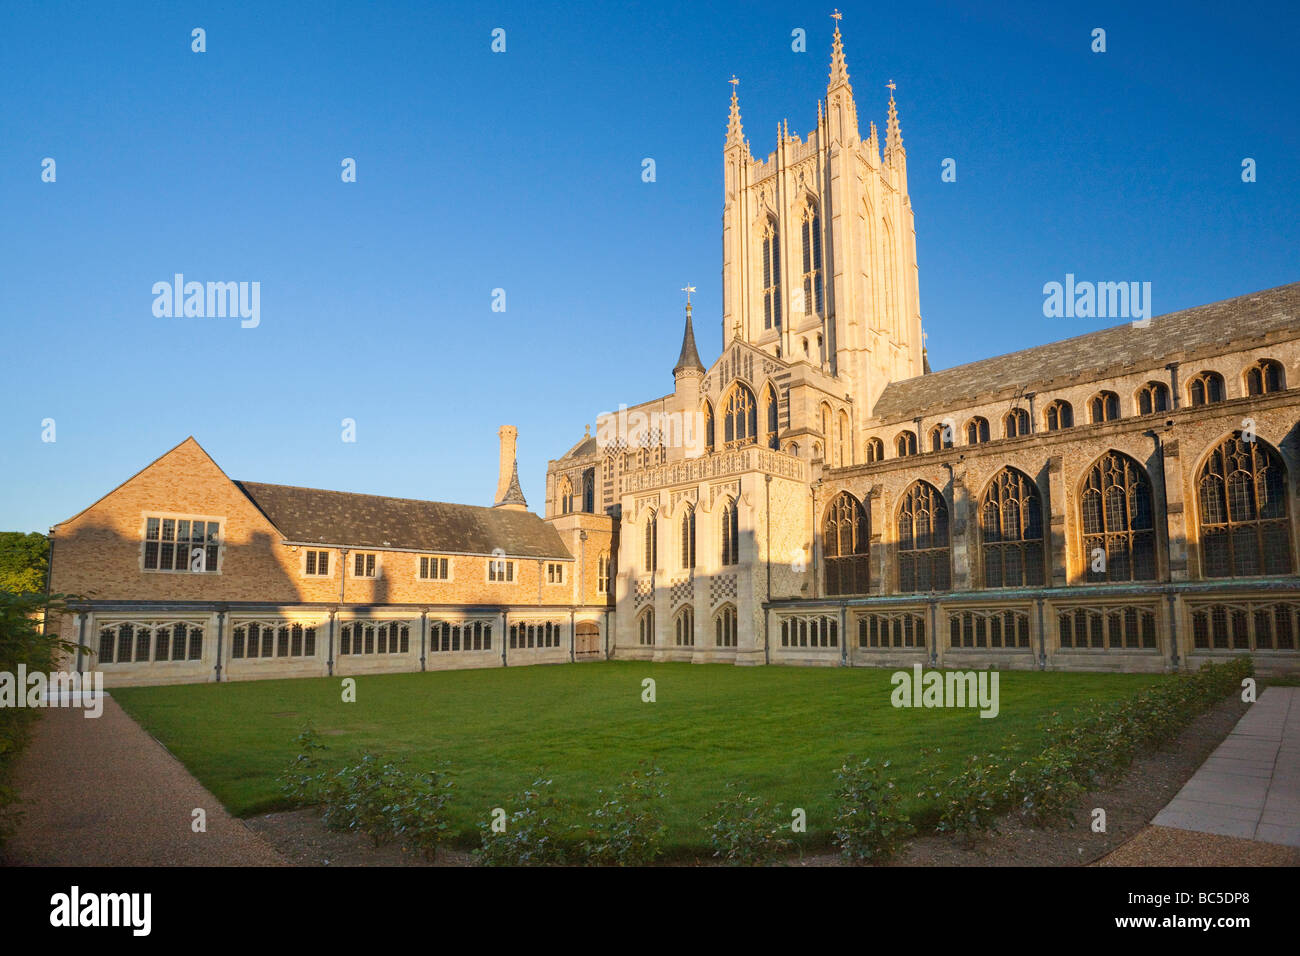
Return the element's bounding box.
[720,20,924,441]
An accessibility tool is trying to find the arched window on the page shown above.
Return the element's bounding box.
[966,417,990,445]
[865,438,884,463]
[703,400,715,453]
[895,431,917,458]
[680,505,696,570]
[800,201,824,317]
[787,441,800,456]
[674,606,695,646]
[644,511,657,571]
[1081,452,1156,583]
[762,220,782,330]
[723,384,758,447]
[1198,434,1292,577]
[837,410,850,466]
[1089,391,1120,424]
[714,605,738,647]
[720,498,740,566]
[1004,408,1030,438]
[1245,359,1285,396]
[1188,371,1225,406]
[581,468,595,513]
[764,384,780,450]
[1136,381,1170,415]
[1045,401,1073,431]
[898,481,951,592]
[981,468,1044,587]
[638,608,655,646]
[929,423,953,451]
[557,476,573,515]
[823,492,869,596]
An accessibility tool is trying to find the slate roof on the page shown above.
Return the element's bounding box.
[872,282,1300,421]
[674,309,706,374]
[235,481,571,559]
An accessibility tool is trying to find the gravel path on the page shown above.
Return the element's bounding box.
[1,698,285,866]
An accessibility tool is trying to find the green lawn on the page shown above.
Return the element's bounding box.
[112,662,1165,854]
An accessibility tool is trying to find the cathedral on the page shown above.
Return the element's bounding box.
[543,23,1300,675]
[48,24,1300,685]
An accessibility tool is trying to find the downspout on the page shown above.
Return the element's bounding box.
[500,609,508,667]
[214,607,225,683]
[604,608,611,660]
[1167,589,1181,671]
[569,608,576,663]
[327,608,336,677]
[1036,597,1047,670]
[75,611,86,674]
[419,610,427,672]
[764,474,772,665]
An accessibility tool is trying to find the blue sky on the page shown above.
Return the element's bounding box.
[2,0,1297,533]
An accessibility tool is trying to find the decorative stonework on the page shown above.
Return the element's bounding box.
[709,574,737,608]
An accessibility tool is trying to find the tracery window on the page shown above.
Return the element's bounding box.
[1081,452,1156,583]
[898,482,951,592]
[981,468,1044,587]
[1197,434,1292,577]
[1188,371,1225,406]
[720,499,740,566]
[674,606,695,646]
[966,417,990,445]
[680,505,696,570]
[723,384,758,447]
[762,220,782,330]
[1004,408,1030,438]
[800,201,824,317]
[1089,391,1120,424]
[1045,401,1073,431]
[1245,359,1284,396]
[895,431,917,458]
[823,492,869,596]
[714,605,738,647]
[1136,381,1170,415]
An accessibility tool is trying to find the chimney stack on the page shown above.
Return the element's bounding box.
[493,425,528,510]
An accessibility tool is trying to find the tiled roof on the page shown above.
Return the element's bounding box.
[872,282,1300,421]
[235,481,571,559]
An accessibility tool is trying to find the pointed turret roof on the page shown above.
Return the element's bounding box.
[725,77,745,148]
[497,458,528,508]
[674,304,705,375]
[828,20,852,92]
[885,84,905,161]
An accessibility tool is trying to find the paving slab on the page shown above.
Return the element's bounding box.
[1152,686,1300,848]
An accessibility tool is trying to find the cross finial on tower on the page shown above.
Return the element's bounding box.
[729,75,739,87]
[887,79,896,94]
[831,8,843,23]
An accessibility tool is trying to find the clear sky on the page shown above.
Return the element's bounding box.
[2,0,1297,533]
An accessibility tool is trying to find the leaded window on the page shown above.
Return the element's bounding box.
[723,384,758,447]
[981,468,1044,587]
[762,221,782,330]
[823,492,869,596]
[1198,434,1292,577]
[1081,452,1156,582]
[898,482,951,592]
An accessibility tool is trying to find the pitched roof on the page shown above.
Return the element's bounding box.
[872,282,1300,421]
[234,481,571,559]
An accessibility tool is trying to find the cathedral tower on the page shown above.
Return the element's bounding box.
[720,18,924,431]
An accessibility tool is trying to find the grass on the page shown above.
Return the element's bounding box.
[112,661,1166,854]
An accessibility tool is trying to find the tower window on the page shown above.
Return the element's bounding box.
[762,221,782,330]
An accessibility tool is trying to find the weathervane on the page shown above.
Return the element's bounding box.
[887,79,896,94]
[682,284,696,308]
[831,9,843,23]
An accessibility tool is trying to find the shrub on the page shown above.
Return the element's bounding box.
[476,777,578,866]
[278,736,454,859]
[830,756,913,862]
[705,784,793,866]
[0,591,81,848]
[935,752,1008,835]
[583,763,667,866]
